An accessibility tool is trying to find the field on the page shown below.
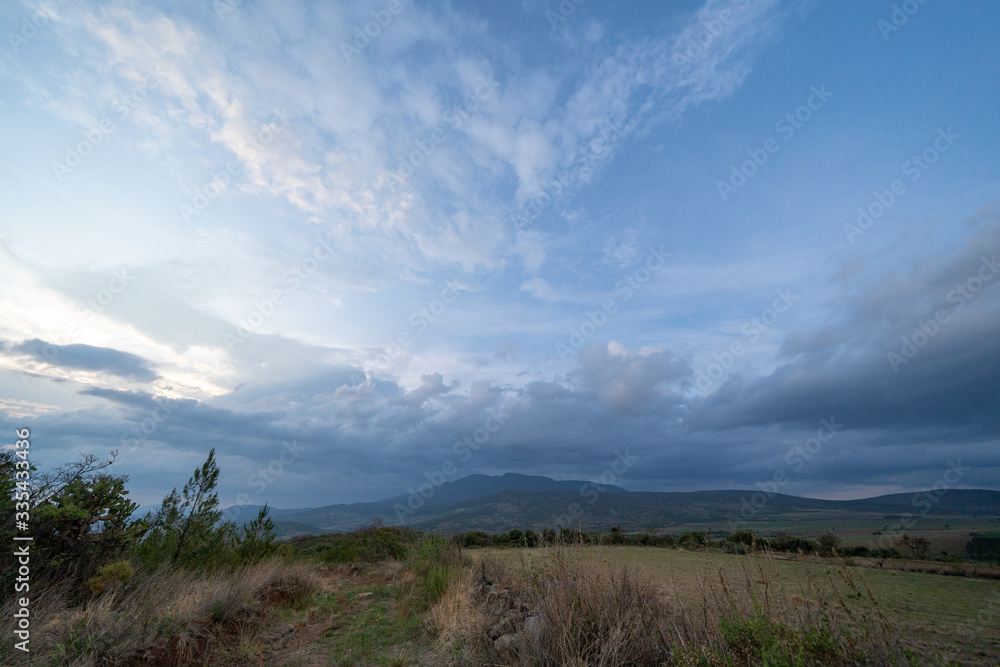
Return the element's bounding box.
[473,545,1000,665]
[8,534,1000,665]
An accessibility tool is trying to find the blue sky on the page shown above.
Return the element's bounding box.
[1,0,998,509]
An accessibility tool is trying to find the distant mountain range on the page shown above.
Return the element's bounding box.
[219,473,1000,539]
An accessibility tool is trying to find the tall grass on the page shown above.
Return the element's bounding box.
[0,560,319,666]
[429,546,916,666]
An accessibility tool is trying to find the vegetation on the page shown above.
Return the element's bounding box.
[3,450,999,664]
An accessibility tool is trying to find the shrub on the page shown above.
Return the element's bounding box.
[766,533,817,554]
[727,529,757,546]
[839,546,870,557]
[293,522,422,564]
[463,531,493,548]
[678,530,709,548]
[87,560,135,596]
[967,536,1000,561]
[818,533,841,556]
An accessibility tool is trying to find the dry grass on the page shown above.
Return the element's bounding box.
[0,560,320,666]
[431,546,916,666]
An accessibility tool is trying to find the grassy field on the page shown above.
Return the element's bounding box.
[8,538,999,665]
[473,545,1000,665]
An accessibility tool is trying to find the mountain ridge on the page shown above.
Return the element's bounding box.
[220,473,1000,537]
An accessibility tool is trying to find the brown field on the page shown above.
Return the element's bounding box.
[472,545,1000,665]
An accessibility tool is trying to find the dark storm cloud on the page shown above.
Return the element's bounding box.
[9,339,158,381]
[686,214,1000,434]
[76,386,284,447]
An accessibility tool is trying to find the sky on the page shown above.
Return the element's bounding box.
[1,0,998,510]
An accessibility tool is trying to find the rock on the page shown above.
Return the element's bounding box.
[523,614,546,643]
[487,609,521,640]
[494,632,523,658]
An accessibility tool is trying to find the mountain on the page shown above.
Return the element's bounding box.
[221,473,1000,538]
[223,472,626,533]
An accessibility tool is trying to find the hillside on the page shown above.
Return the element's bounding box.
[223,474,1000,537]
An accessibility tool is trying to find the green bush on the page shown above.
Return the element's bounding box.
[292,522,422,564]
[727,529,757,546]
[765,533,817,554]
[678,530,709,548]
[462,530,492,548]
[87,560,135,596]
[967,536,1000,561]
[720,612,843,666]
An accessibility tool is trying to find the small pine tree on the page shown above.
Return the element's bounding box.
[139,449,231,568]
[237,504,276,562]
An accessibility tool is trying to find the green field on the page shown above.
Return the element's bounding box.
[474,545,1000,665]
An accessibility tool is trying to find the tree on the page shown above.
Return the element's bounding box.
[818,533,841,556]
[237,503,276,562]
[2,449,143,596]
[678,530,708,548]
[607,525,626,545]
[171,448,224,565]
[138,449,230,568]
[897,534,930,559]
[727,530,756,546]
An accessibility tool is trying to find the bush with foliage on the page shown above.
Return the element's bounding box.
[764,532,818,554]
[678,530,709,548]
[1,449,147,597]
[291,520,421,564]
[966,536,1000,561]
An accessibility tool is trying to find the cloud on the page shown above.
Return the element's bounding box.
[8,339,158,382]
[687,214,1000,434]
[570,342,690,415]
[520,277,560,302]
